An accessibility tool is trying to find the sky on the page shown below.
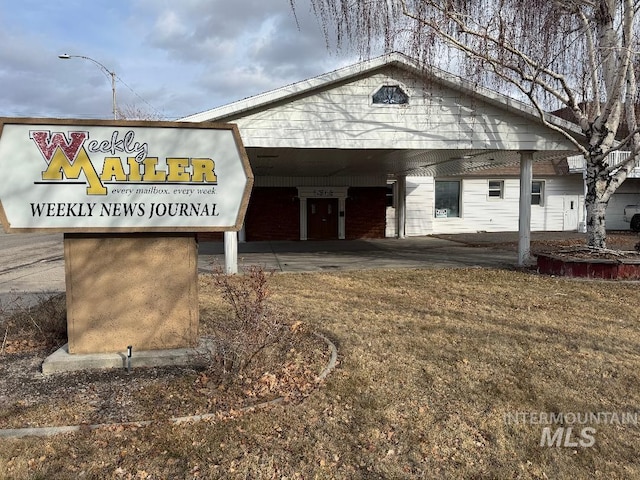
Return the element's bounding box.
[0,0,359,120]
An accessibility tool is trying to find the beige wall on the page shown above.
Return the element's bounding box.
[65,234,198,354]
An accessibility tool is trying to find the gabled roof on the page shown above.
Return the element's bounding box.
[180,52,581,136]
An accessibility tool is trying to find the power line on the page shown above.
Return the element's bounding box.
[115,75,166,118]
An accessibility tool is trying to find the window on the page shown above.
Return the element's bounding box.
[372,85,409,105]
[532,180,544,205]
[488,180,504,199]
[435,181,460,218]
[386,183,395,208]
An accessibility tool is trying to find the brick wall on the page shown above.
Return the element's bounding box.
[245,187,300,241]
[199,187,386,242]
[196,232,223,242]
[345,187,387,239]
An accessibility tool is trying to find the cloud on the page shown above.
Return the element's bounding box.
[133,0,350,115]
[0,0,357,119]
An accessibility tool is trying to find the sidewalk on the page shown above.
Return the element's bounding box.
[0,233,65,307]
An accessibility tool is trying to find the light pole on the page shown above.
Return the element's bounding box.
[58,54,117,120]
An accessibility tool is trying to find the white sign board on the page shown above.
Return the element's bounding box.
[0,118,253,232]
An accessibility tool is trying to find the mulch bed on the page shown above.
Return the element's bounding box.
[0,325,329,431]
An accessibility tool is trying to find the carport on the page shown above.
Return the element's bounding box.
[181,52,581,271]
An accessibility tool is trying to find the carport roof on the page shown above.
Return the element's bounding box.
[181,52,583,178]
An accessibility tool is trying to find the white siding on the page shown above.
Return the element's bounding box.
[405,177,434,236]
[531,178,574,231]
[458,178,521,232]
[229,67,574,152]
[396,175,585,235]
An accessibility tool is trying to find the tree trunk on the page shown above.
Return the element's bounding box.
[584,150,614,250]
[585,198,608,249]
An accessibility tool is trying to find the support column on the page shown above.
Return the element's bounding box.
[580,168,588,233]
[518,151,534,266]
[224,230,238,274]
[338,197,346,239]
[396,176,407,239]
[299,197,308,241]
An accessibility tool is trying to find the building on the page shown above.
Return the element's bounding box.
[385,158,585,237]
[182,52,638,263]
[567,152,640,230]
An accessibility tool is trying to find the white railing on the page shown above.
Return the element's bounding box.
[567,151,640,177]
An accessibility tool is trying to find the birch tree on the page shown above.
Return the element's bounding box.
[294,0,640,248]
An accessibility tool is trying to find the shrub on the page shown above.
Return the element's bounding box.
[207,265,287,374]
[0,292,67,354]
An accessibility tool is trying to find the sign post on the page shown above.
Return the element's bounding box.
[0,118,253,355]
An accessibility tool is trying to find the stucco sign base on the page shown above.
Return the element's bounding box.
[65,234,198,354]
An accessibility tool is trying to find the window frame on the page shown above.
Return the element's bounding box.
[386,182,396,208]
[531,180,545,207]
[434,180,462,218]
[487,180,504,200]
[531,180,545,206]
[371,84,410,106]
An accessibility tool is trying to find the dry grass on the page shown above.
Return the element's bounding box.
[0,292,67,355]
[1,268,640,479]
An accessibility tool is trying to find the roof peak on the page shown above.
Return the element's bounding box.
[178,52,580,136]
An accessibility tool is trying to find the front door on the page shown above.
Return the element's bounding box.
[307,198,339,240]
[563,196,579,230]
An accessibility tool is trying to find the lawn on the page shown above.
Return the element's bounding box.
[1,267,640,479]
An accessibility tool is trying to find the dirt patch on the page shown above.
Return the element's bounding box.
[533,232,640,263]
[541,249,640,261]
[532,232,640,258]
[0,332,327,430]
[438,230,640,255]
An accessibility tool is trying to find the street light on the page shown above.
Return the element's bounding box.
[58,54,117,120]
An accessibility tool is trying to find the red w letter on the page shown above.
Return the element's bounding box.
[29,130,88,163]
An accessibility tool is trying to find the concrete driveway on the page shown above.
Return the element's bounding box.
[198,237,519,273]
[0,230,598,302]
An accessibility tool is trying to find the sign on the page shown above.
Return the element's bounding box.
[312,188,335,198]
[435,208,448,218]
[0,118,253,232]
